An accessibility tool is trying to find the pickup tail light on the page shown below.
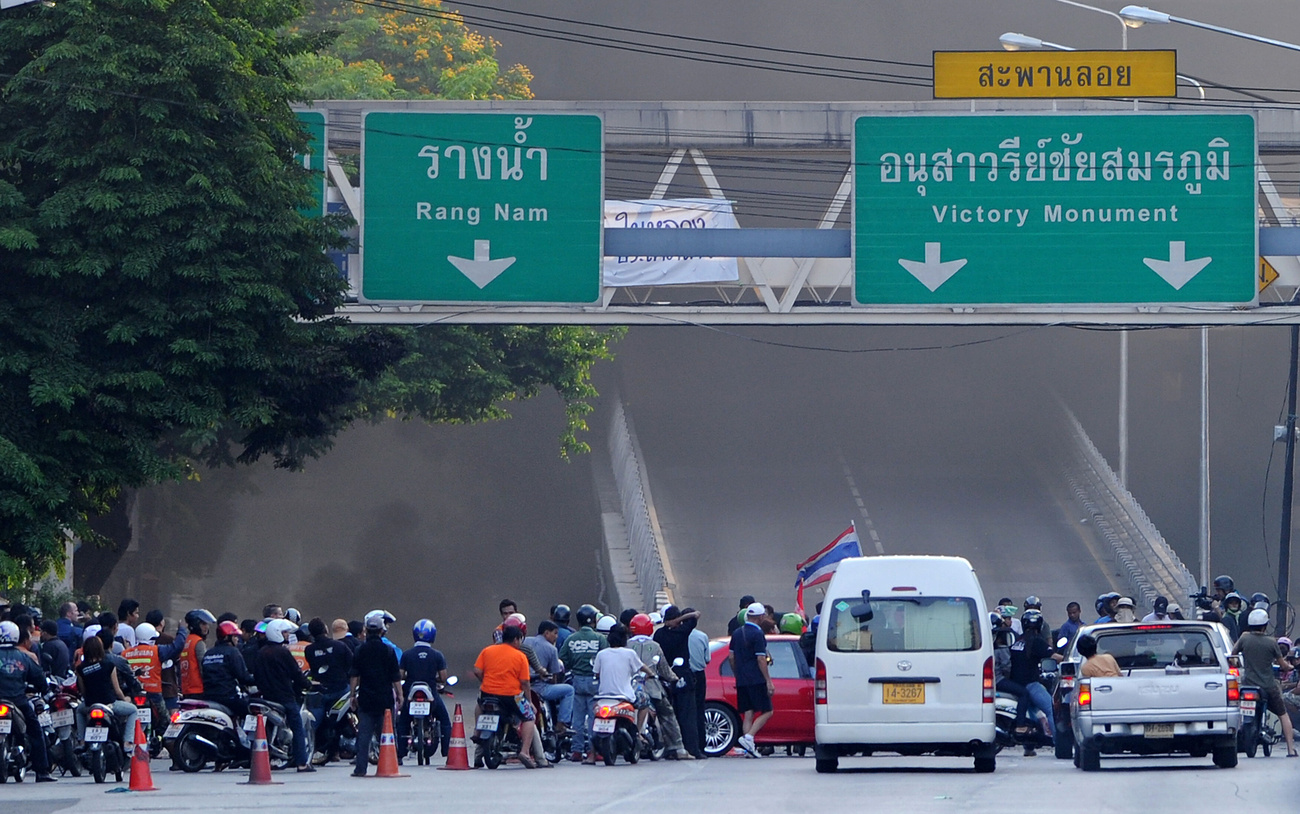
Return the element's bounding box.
[982,656,994,703]
[815,658,827,705]
[1077,681,1092,709]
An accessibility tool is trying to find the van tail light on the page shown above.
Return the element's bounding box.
[982,656,994,703]
[1077,681,1092,709]
[89,708,107,721]
[815,658,827,705]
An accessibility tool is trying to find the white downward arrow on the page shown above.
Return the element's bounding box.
[898,242,968,292]
[448,240,517,289]
[1142,241,1212,291]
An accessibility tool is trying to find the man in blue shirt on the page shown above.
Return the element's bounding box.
[1056,602,1083,648]
[727,602,773,758]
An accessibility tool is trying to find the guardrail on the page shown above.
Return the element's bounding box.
[608,400,673,611]
[1060,408,1199,609]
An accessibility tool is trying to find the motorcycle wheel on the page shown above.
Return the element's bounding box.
[1263,737,1272,758]
[415,720,428,766]
[174,730,211,773]
[619,729,639,764]
[91,749,106,784]
[0,743,8,783]
[594,734,615,766]
[1243,720,1259,758]
[60,740,81,777]
[483,736,503,770]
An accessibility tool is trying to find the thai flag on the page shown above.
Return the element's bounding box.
[796,524,863,617]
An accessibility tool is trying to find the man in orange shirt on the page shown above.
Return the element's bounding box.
[473,625,541,768]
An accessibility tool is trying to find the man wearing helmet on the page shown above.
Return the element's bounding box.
[1221,592,1247,641]
[1007,610,1063,755]
[550,605,574,648]
[200,621,256,722]
[557,604,607,763]
[256,619,315,772]
[1211,575,1235,605]
[628,613,692,760]
[0,620,55,782]
[179,609,216,699]
[1232,608,1297,757]
[398,619,450,761]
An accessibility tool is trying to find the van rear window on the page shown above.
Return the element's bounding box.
[826,597,981,653]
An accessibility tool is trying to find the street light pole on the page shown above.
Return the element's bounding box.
[1120,6,1300,53]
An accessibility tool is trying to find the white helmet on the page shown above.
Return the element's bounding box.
[265,619,297,645]
[135,623,158,644]
[595,615,617,633]
[0,621,18,645]
[285,608,301,624]
[365,610,395,631]
[1248,608,1270,628]
[83,624,103,642]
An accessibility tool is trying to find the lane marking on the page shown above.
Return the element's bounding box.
[838,451,885,555]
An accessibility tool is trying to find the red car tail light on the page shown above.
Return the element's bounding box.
[815,658,827,705]
[1077,682,1092,708]
[982,656,994,703]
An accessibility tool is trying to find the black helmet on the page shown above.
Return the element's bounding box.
[576,604,599,627]
[552,604,571,625]
[1021,609,1044,630]
[1212,575,1234,593]
[185,608,216,635]
[1224,591,1246,608]
[1024,596,1042,610]
[1250,592,1270,610]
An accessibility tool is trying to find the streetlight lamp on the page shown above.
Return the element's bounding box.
[1122,5,1300,633]
[1120,5,1300,53]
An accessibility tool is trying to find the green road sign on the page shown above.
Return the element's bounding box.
[854,113,1256,305]
[294,110,327,217]
[361,112,603,303]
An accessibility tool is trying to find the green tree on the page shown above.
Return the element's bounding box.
[0,0,410,584]
[289,0,533,100]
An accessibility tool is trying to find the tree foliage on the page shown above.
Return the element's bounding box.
[288,0,533,100]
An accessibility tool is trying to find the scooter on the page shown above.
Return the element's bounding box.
[0,698,29,782]
[166,696,313,772]
[405,676,457,766]
[474,695,524,770]
[81,702,126,783]
[44,679,81,777]
[1239,686,1282,758]
[592,672,650,767]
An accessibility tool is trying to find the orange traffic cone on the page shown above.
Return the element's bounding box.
[127,719,158,791]
[438,704,471,771]
[374,709,408,777]
[240,713,283,785]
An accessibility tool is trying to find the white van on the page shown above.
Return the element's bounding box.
[813,555,996,773]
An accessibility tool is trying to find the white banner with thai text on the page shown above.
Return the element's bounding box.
[602,199,740,286]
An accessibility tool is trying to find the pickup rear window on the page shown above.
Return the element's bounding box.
[826,597,980,653]
[1094,629,1221,669]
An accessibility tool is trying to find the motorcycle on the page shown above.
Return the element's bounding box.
[1239,686,1281,758]
[45,679,81,777]
[81,702,126,784]
[166,696,313,773]
[592,671,651,767]
[474,695,524,770]
[0,698,29,782]
[310,690,360,764]
[538,676,573,765]
[132,694,166,759]
[994,656,1060,753]
[405,676,456,766]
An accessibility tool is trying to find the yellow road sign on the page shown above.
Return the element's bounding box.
[1260,256,1280,292]
[934,51,1177,99]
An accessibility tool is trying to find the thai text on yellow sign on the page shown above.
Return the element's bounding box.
[933,51,1177,99]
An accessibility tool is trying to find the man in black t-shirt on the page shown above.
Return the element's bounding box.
[1007,611,1062,755]
[727,602,773,758]
[348,616,402,777]
[304,617,352,760]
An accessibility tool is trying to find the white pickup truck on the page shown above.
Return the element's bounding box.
[1064,621,1242,771]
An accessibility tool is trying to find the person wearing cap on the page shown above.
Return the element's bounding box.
[1166,602,1185,620]
[728,602,773,757]
[727,595,756,636]
[1112,597,1137,624]
[349,614,403,777]
[1142,596,1172,623]
[1232,608,1297,756]
[200,620,256,722]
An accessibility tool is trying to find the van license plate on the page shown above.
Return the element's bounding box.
[476,715,499,731]
[409,702,430,717]
[592,718,617,734]
[882,683,925,704]
[1144,723,1174,739]
[86,727,109,743]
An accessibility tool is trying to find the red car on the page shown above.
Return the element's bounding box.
[702,634,815,757]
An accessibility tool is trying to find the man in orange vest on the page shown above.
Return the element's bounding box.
[178,609,215,698]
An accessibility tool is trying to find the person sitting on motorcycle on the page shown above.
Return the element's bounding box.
[550,605,574,648]
[472,623,546,768]
[525,620,574,738]
[1007,610,1063,755]
[627,613,692,760]
[1233,608,1297,757]
[592,624,655,762]
[256,619,315,772]
[305,616,353,763]
[97,627,145,723]
[179,609,216,699]
[123,622,182,747]
[0,621,54,782]
[397,618,450,760]
[75,634,138,763]
[38,619,71,682]
[200,621,256,722]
